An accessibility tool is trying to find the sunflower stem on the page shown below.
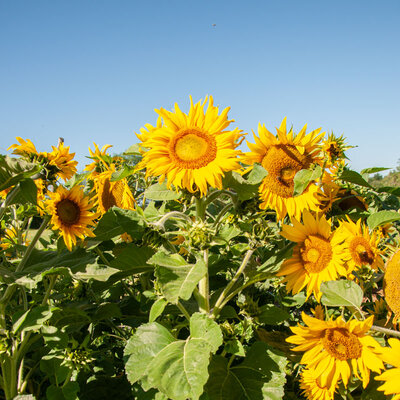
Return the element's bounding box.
[152,211,192,230]
[198,249,210,313]
[0,185,20,221]
[371,325,400,338]
[0,216,50,307]
[212,249,254,318]
[176,301,191,321]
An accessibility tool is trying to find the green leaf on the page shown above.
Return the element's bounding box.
[150,251,207,303]
[377,186,400,196]
[145,181,181,201]
[293,165,322,197]
[110,165,136,182]
[206,342,287,400]
[93,207,145,242]
[360,167,390,174]
[124,313,222,400]
[0,155,42,192]
[72,263,119,281]
[224,339,245,357]
[258,304,290,325]
[367,210,400,230]
[339,170,372,188]
[110,243,155,273]
[13,305,59,334]
[149,298,168,322]
[320,280,363,308]
[124,143,142,155]
[246,164,268,184]
[46,382,80,400]
[222,171,259,201]
[11,178,38,205]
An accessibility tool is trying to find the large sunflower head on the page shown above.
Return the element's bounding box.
[91,166,135,215]
[335,217,384,273]
[287,312,384,392]
[45,186,98,251]
[241,118,325,220]
[277,210,347,301]
[83,142,113,176]
[383,249,400,327]
[375,338,400,399]
[300,368,335,400]
[47,142,78,181]
[137,96,244,197]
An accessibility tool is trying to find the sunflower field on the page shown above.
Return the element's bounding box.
[1,96,400,400]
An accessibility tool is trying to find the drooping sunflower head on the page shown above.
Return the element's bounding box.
[137,96,244,196]
[300,368,335,400]
[45,185,98,251]
[84,142,113,175]
[384,250,400,327]
[287,312,384,392]
[336,217,384,273]
[277,210,347,301]
[242,118,325,220]
[47,142,78,181]
[91,166,135,215]
[375,338,400,399]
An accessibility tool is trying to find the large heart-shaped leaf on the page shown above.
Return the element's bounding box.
[124,313,222,400]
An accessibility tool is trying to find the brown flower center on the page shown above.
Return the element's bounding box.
[322,328,362,360]
[300,235,333,273]
[261,145,313,198]
[349,237,374,266]
[170,129,217,169]
[56,199,81,226]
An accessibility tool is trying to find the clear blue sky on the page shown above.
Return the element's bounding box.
[1,0,399,173]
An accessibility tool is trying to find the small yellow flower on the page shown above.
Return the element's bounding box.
[47,142,78,181]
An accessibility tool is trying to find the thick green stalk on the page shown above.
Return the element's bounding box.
[212,249,254,318]
[198,249,210,313]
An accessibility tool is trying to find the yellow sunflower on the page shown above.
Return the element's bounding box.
[335,217,384,273]
[137,96,244,196]
[321,133,352,167]
[91,166,135,215]
[277,210,347,301]
[241,118,325,220]
[45,186,98,251]
[300,368,335,400]
[383,250,400,327]
[8,137,44,157]
[84,142,113,176]
[287,312,384,392]
[376,338,400,399]
[47,142,78,181]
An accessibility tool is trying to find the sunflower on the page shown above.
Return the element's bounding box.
[277,210,347,301]
[91,166,135,214]
[375,338,400,399]
[287,312,384,392]
[321,133,352,167]
[45,186,98,251]
[84,142,113,176]
[47,142,78,181]
[383,250,400,327]
[300,368,335,400]
[8,137,44,158]
[241,118,325,220]
[335,217,384,273]
[137,96,244,196]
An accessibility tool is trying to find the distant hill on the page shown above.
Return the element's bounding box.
[369,168,400,188]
